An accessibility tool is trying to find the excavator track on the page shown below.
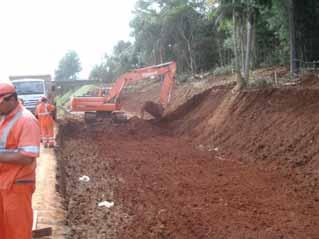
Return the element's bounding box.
[84,111,129,123]
[84,111,112,123]
[111,111,129,123]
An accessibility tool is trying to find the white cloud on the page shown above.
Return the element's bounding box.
[0,0,136,79]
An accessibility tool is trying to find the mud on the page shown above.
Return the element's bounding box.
[56,74,319,238]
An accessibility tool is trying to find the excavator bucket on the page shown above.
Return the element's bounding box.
[141,101,165,119]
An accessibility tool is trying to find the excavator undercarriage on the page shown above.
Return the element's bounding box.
[84,111,129,123]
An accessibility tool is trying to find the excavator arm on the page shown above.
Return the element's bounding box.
[105,61,176,106]
[71,61,176,120]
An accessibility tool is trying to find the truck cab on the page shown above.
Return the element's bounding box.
[9,75,55,114]
[11,79,46,113]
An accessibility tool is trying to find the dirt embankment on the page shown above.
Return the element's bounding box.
[164,86,319,195]
[56,73,319,238]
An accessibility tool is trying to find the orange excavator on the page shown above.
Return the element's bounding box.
[71,61,176,121]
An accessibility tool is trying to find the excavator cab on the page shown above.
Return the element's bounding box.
[70,61,176,122]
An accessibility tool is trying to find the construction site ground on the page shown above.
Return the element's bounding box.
[33,147,69,238]
[56,71,319,238]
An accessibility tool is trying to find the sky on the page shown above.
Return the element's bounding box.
[0,0,136,79]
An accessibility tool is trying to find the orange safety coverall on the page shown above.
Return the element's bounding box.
[35,102,55,146]
[0,103,40,239]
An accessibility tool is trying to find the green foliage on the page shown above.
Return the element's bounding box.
[248,78,272,88]
[55,89,75,108]
[213,65,233,75]
[260,0,289,65]
[89,54,114,82]
[294,0,319,62]
[55,50,82,81]
[89,0,319,87]
[130,0,225,73]
[89,63,111,82]
[56,85,97,108]
[89,41,138,82]
[72,85,98,97]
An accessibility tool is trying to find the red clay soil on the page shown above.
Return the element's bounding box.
[300,73,319,88]
[56,74,319,238]
[165,86,319,185]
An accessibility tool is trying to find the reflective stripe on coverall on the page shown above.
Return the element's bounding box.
[35,102,55,146]
[0,103,40,239]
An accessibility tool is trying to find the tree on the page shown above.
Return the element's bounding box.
[89,63,111,82]
[90,0,319,86]
[55,50,82,81]
[164,3,201,73]
[130,0,166,65]
[131,0,220,73]
[112,41,137,74]
[214,0,271,88]
[89,41,138,82]
[214,0,249,87]
[286,0,297,76]
[89,54,115,82]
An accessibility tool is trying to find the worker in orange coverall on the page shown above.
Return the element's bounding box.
[0,81,40,239]
[35,96,56,148]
